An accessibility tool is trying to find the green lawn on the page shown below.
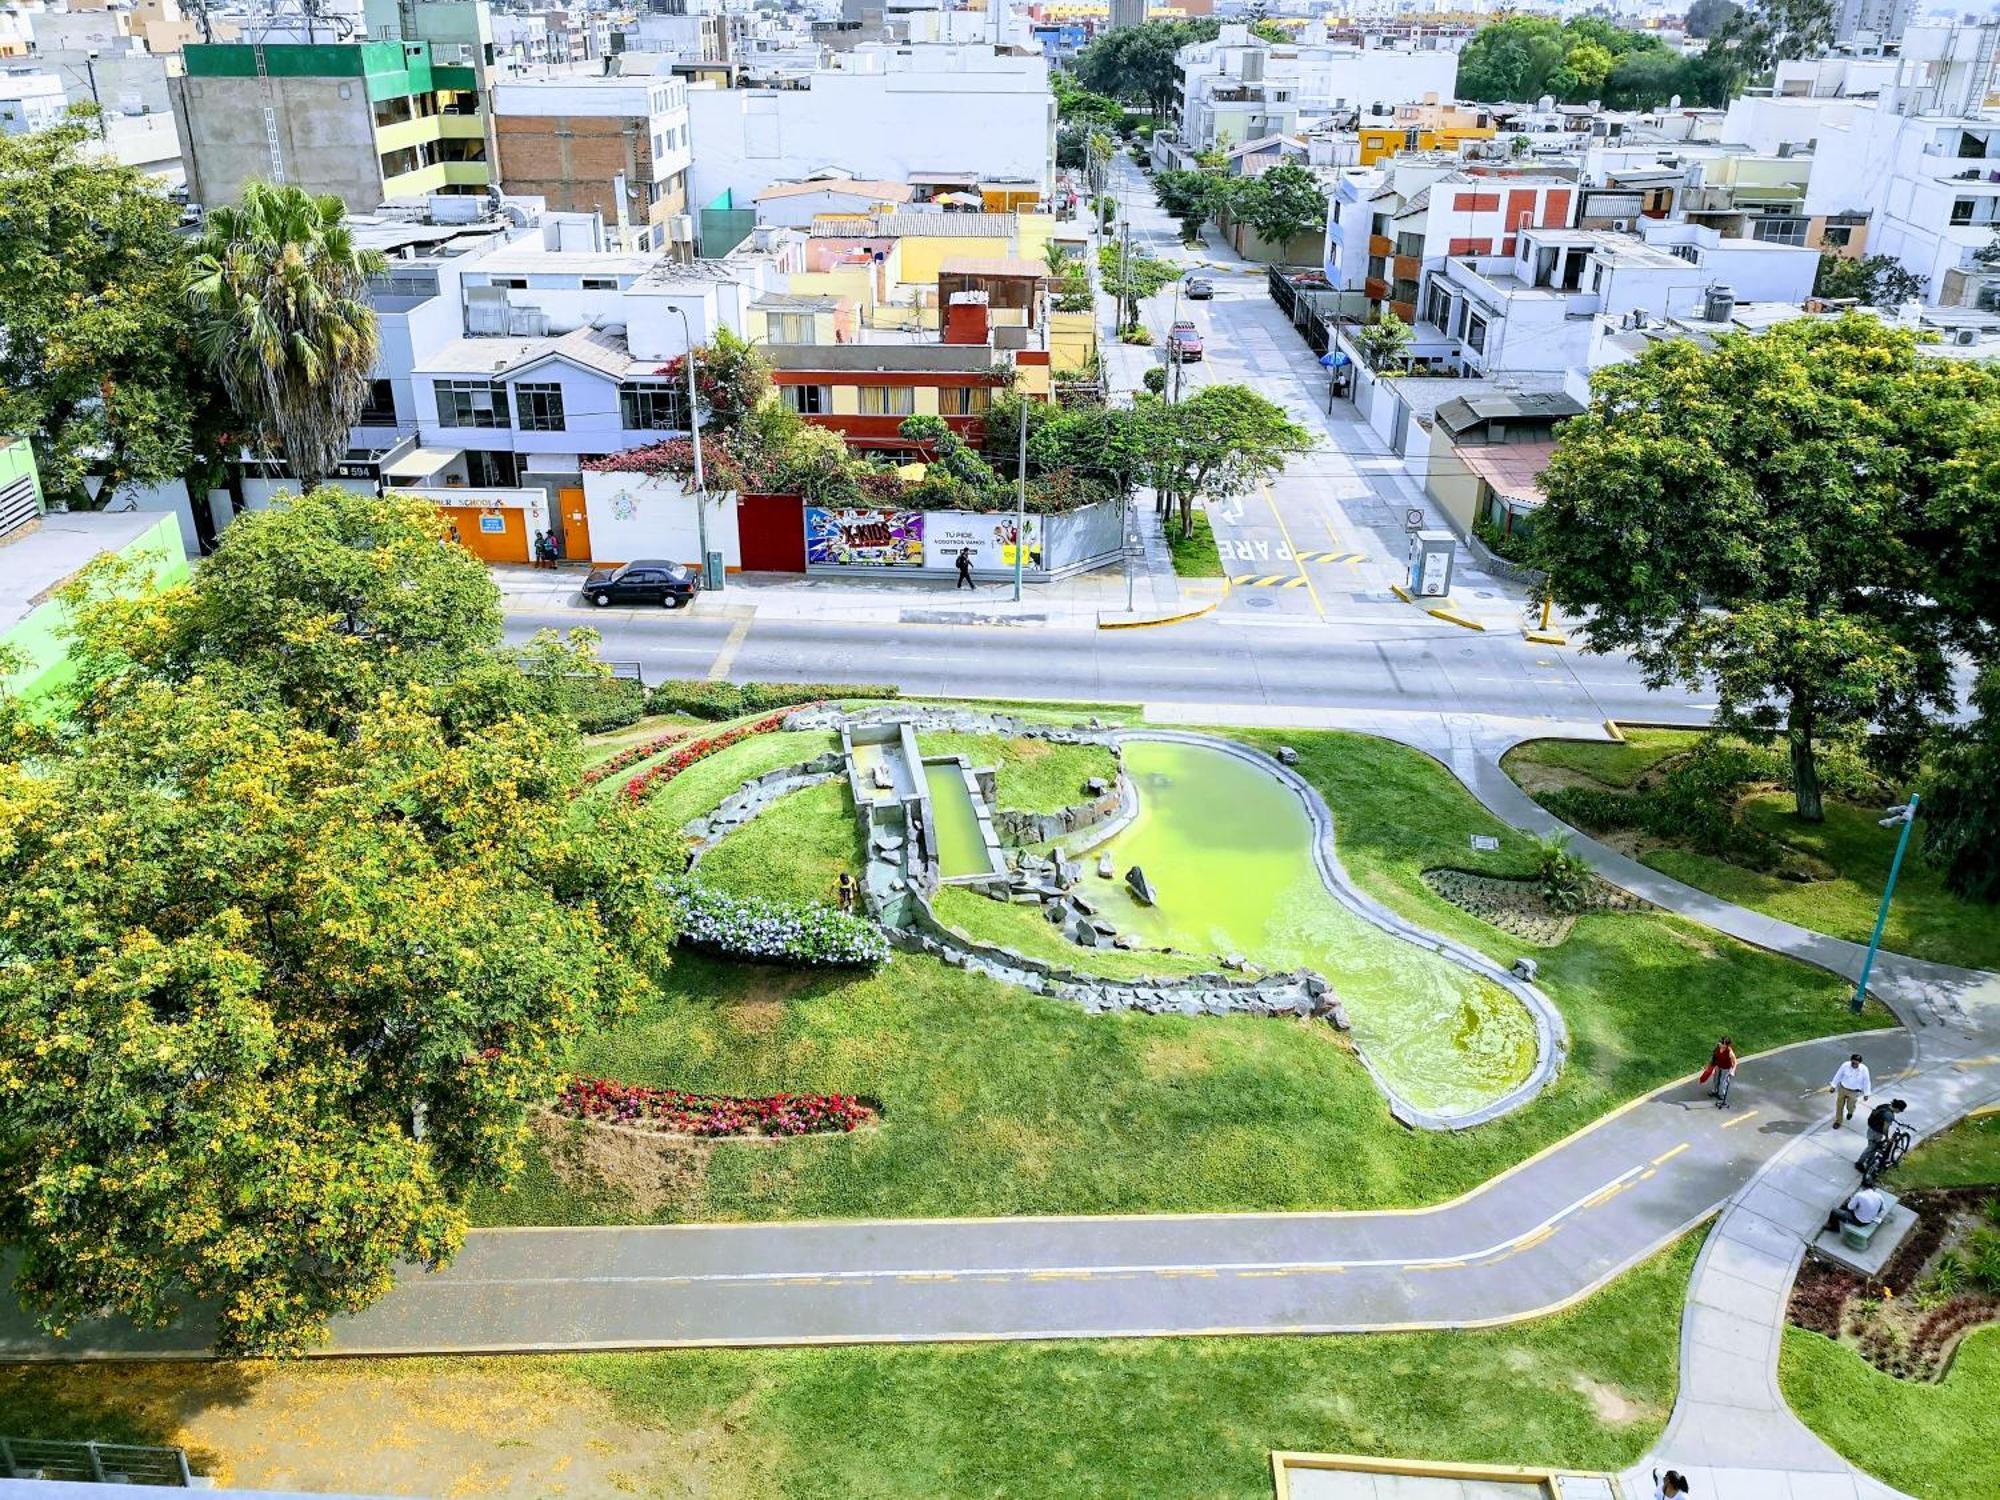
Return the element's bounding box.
[0,1234,1700,1500]
[479,726,1879,1227]
[580,713,703,768]
[1887,1111,2000,1191]
[1781,1326,2000,1500]
[917,731,1118,814]
[930,884,1215,982]
[627,730,842,834]
[698,781,867,908]
[1164,507,1225,578]
[1503,732,2000,973]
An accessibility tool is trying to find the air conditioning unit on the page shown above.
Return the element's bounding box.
[1610,218,1631,231]
[1955,325,1980,345]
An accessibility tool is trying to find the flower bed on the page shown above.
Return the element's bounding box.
[1420,868,1647,946]
[619,708,816,803]
[668,880,891,967]
[582,727,696,787]
[556,1076,874,1137]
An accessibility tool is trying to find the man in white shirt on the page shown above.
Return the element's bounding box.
[1825,1184,1886,1235]
[1829,1053,1872,1128]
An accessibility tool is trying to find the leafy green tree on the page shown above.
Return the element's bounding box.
[1099,243,1181,328]
[1537,315,1993,821]
[1705,0,1834,76]
[0,491,680,1355]
[1152,167,1232,240]
[1074,19,1221,118]
[1813,252,1927,306]
[188,182,387,490]
[1052,71,1126,127]
[1131,384,1312,540]
[1231,161,1327,253]
[1352,310,1414,371]
[1457,16,1680,104]
[1686,0,1744,37]
[0,121,203,505]
[1922,666,2000,901]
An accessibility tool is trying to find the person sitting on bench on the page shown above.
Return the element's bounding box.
[1825,1184,1886,1237]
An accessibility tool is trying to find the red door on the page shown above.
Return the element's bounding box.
[737,493,806,573]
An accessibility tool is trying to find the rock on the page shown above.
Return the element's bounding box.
[1125,865,1157,906]
[1097,853,1115,879]
[1511,956,1539,981]
[1068,894,1098,917]
[1276,746,1299,766]
[1112,934,1136,949]
[1326,1001,1351,1031]
[1303,973,1331,997]
[872,764,894,790]
[1084,777,1110,796]
[1045,903,1067,925]
[1221,953,1247,971]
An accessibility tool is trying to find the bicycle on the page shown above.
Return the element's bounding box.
[1856,1124,1914,1186]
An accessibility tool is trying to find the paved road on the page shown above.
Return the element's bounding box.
[0,1031,1912,1357]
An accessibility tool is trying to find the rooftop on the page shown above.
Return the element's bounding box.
[810,213,1022,239]
[420,325,645,379]
[937,255,1045,278]
[472,248,660,277]
[765,342,1004,373]
[1434,391,1586,437]
[757,177,915,202]
[0,510,162,636]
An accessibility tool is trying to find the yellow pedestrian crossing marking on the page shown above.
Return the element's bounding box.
[1292,550,1367,565]
[1236,573,1310,588]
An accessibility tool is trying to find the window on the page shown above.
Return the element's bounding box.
[580,276,618,290]
[782,384,829,415]
[619,382,686,430]
[1819,224,1853,248]
[1391,277,1419,307]
[358,378,397,425]
[1669,244,1701,264]
[1466,313,1488,354]
[491,276,529,290]
[768,312,815,344]
[1751,216,1808,245]
[1952,199,1978,226]
[514,382,566,432]
[435,379,509,428]
[857,385,915,416]
[938,387,990,416]
[1424,286,1451,330]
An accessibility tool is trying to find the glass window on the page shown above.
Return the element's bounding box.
[434,380,509,429]
[858,385,915,416]
[1466,314,1488,354]
[768,312,815,344]
[782,384,829,415]
[514,382,565,432]
[358,378,397,425]
[619,382,687,430]
[939,386,990,416]
[580,276,618,290]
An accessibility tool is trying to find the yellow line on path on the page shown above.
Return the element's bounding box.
[1508,1226,1557,1255]
[707,611,754,681]
[1651,1142,1691,1167]
[1258,478,1326,620]
[1406,1260,1467,1273]
[1720,1109,1761,1130]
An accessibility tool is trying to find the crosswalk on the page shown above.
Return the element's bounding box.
[1236,573,1311,589]
[1290,550,1367,566]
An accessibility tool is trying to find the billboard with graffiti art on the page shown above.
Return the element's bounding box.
[804,507,925,567]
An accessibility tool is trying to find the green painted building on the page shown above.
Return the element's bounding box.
[0,439,191,707]
[173,15,496,213]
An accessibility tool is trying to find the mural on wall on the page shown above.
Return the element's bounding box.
[804,507,925,567]
[924,512,1043,571]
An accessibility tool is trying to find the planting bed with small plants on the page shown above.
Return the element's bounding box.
[554,1077,875,1138]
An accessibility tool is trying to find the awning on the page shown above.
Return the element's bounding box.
[1456,443,1557,506]
[382,445,463,481]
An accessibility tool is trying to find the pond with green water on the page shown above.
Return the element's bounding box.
[924,760,994,880]
[1089,739,1537,1117]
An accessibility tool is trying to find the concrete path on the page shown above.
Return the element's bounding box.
[0,1030,1906,1359]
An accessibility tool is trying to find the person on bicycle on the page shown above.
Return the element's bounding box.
[1701,1035,1738,1108]
[1859,1098,1908,1173]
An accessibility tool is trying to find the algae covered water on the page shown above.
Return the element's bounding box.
[924,761,993,879]
[1091,739,1537,1117]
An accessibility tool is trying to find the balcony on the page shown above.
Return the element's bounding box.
[1364,276,1391,301]
[1368,234,1394,257]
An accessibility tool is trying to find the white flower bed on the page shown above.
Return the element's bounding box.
[668,881,890,968]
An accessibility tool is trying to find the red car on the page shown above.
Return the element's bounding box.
[1168,320,1204,361]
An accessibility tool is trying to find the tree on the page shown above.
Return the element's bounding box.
[1922,666,2000,901]
[0,121,204,506]
[1456,16,1685,104]
[1536,315,1994,821]
[1231,161,1327,253]
[660,327,773,435]
[1098,243,1181,328]
[1352,310,1414,371]
[1705,0,1834,77]
[1152,167,1232,240]
[1813,252,1927,307]
[1686,0,1744,37]
[0,491,680,1355]
[188,182,388,489]
[1052,71,1125,128]
[1131,384,1311,539]
[1074,19,1221,118]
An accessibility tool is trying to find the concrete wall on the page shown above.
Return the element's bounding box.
[175,71,383,211]
[581,470,742,568]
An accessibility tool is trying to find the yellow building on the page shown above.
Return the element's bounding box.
[1358,104,1497,166]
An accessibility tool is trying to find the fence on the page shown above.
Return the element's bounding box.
[0,1436,196,1487]
[1266,267,1369,360]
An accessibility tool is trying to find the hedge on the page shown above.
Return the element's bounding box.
[647,679,900,721]
[667,881,891,967]
[562,675,647,735]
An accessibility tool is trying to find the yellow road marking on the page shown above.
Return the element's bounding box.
[1579,1180,1634,1211]
[1720,1109,1761,1130]
[1406,1260,1467,1273]
[706,611,754,681]
[1258,478,1326,620]
[896,1271,956,1282]
[1651,1142,1691,1167]
[1953,1055,2000,1069]
[1506,1226,1557,1256]
[1028,1269,1093,1282]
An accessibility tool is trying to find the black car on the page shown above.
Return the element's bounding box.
[582,559,700,608]
[1185,276,1215,300]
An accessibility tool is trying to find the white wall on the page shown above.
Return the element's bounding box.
[581,470,741,567]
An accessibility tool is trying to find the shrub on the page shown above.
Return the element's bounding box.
[1538,785,1647,834]
[1930,1250,1969,1296]
[646,679,899,721]
[555,1076,874,1137]
[1967,1227,2000,1293]
[667,881,891,967]
[1120,324,1154,346]
[562,675,646,735]
[1143,366,1167,395]
[1535,833,1592,914]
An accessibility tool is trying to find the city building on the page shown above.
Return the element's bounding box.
[1109,0,1147,32]
[0,68,67,134]
[1832,0,1915,49]
[492,77,694,254]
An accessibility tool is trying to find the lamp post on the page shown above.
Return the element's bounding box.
[1013,385,1028,603]
[1852,795,1920,1014]
[667,304,715,591]
[84,50,106,141]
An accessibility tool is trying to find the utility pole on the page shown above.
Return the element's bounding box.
[1119,216,1132,331]
[83,51,106,141]
[1012,389,1028,603]
[670,305,713,590]
[1852,796,1920,1013]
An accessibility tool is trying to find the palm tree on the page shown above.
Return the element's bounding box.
[187,182,387,490]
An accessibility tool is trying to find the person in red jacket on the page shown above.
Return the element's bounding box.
[1701,1034,1738,1109]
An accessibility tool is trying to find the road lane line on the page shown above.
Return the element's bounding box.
[1651,1142,1691,1167]
[1258,478,1326,620]
[1720,1110,1761,1130]
[706,612,754,681]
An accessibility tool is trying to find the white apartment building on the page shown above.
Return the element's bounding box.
[492,77,695,255]
[1171,22,1458,159]
[1833,0,1915,50]
[0,68,68,134]
[684,44,1054,223]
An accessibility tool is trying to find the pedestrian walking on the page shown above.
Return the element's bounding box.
[955,547,974,590]
[1829,1052,1872,1129]
[1652,1470,1692,1498]
[1700,1034,1738,1108]
[1859,1097,1908,1171]
[836,871,856,913]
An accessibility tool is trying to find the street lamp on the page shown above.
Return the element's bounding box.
[84,49,107,141]
[1852,795,1920,1013]
[666,303,716,592]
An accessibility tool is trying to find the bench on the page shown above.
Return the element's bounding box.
[1841,1192,1902,1251]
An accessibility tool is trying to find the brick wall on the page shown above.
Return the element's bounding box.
[494,113,652,219]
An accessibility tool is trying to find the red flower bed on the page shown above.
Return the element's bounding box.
[582,728,695,787]
[620,707,812,805]
[555,1076,874,1137]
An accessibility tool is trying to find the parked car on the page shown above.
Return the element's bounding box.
[582,559,700,609]
[1168,320,1204,361]
[1185,275,1214,300]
